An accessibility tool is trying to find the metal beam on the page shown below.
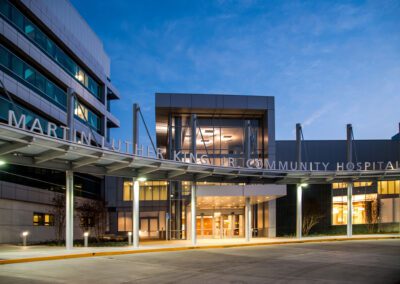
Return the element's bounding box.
[35,146,71,164]
[137,163,162,175]
[72,154,104,170]
[106,159,134,173]
[0,137,35,156]
[168,170,187,179]
[195,170,214,180]
[224,171,240,180]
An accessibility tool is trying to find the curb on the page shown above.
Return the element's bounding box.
[1,236,399,265]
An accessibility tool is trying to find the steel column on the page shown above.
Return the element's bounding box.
[347,183,353,237]
[133,104,139,155]
[191,182,197,245]
[346,124,353,237]
[132,180,140,248]
[296,184,302,239]
[65,170,74,249]
[191,114,197,162]
[296,123,302,168]
[245,197,251,242]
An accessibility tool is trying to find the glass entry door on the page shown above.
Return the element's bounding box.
[197,214,243,238]
[140,217,159,239]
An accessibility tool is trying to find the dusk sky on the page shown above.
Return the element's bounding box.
[71,0,400,145]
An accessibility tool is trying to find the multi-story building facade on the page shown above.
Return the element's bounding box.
[106,93,286,240]
[0,0,398,245]
[105,93,399,241]
[0,0,119,243]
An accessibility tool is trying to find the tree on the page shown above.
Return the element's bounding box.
[51,194,66,245]
[76,199,108,241]
[92,199,108,241]
[366,199,380,233]
[302,213,324,236]
[302,198,324,236]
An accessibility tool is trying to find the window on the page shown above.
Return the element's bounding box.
[378,181,400,195]
[118,211,132,232]
[74,101,101,133]
[33,212,54,226]
[123,181,132,201]
[0,96,64,138]
[122,180,168,201]
[0,44,67,110]
[332,181,373,189]
[0,0,102,100]
[332,194,377,225]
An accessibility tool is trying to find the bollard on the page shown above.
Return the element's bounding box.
[21,231,29,246]
[84,232,89,247]
[128,231,132,245]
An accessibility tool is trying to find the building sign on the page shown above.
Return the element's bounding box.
[7,110,400,172]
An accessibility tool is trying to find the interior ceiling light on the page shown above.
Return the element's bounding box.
[222,135,233,141]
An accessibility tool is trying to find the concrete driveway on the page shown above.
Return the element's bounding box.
[0,239,399,283]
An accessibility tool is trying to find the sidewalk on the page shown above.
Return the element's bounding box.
[1,234,399,265]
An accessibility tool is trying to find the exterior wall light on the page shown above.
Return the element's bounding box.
[0,160,6,166]
[137,177,147,182]
[21,231,29,246]
[83,232,89,247]
[300,183,308,187]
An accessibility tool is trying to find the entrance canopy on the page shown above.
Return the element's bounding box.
[0,124,399,184]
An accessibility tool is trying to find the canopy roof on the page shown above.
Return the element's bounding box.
[0,124,399,184]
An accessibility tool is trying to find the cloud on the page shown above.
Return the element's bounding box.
[303,103,336,127]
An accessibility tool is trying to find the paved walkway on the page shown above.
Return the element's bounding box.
[0,234,399,264]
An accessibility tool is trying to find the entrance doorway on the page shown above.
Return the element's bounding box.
[140,217,159,239]
[196,213,244,238]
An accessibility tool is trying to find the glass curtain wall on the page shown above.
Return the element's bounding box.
[332,181,400,234]
[0,0,102,100]
[172,116,263,166]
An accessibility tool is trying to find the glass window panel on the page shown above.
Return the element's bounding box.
[0,46,9,66]
[11,5,23,30]
[0,1,11,18]
[118,212,126,232]
[160,186,167,200]
[11,56,23,76]
[152,186,160,200]
[388,181,395,194]
[123,181,132,201]
[139,187,145,201]
[145,187,152,200]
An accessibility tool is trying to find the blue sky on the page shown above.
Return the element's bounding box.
[71,0,400,144]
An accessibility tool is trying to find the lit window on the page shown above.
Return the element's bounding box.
[123,180,168,201]
[123,181,132,201]
[33,212,54,226]
[332,194,377,225]
[378,181,400,195]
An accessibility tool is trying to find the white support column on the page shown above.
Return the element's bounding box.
[347,182,353,238]
[65,170,74,250]
[200,215,204,238]
[245,197,251,242]
[132,180,140,248]
[296,184,302,239]
[191,182,197,245]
